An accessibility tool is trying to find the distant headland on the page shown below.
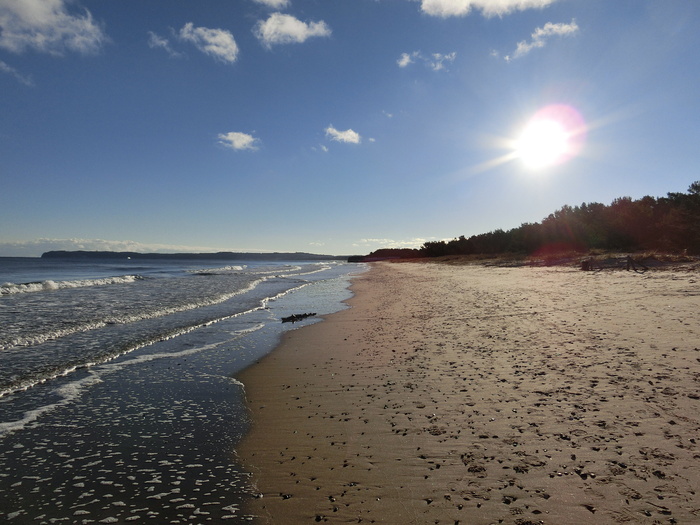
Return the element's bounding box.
[41,250,354,262]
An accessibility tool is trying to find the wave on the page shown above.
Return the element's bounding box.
[261,282,311,309]
[0,275,314,399]
[263,264,332,280]
[0,338,242,438]
[188,265,246,275]
[0,276,268,352]
[0,302,268,401]
[1,275,142,296]
[190,263,332,278]
[0,262,359,437]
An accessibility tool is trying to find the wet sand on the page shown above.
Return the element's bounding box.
[237,261,700,524]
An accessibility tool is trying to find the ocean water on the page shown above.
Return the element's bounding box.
[0,256,365,523]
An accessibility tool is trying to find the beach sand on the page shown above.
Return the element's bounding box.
[237,261,700,524]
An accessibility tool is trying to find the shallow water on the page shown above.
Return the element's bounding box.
[0,257,365,523]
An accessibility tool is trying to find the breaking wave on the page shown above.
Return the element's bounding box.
[1,275,142,296]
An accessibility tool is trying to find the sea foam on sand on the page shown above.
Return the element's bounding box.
[238,261,700,524]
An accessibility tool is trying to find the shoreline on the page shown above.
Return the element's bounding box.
[236,261,699,524]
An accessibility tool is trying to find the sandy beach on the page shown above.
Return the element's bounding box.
[237,260,699,524]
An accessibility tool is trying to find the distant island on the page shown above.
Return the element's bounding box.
[41,250,353,262]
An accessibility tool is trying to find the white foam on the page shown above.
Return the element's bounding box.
[0,338,240,438]
[261,282,311,309]
[231,323,265,337]
[0,373,103,438]
[0,275,140,296]
[1,276,268,352]
[188,265,246,274]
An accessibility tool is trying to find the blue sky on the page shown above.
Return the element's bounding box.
[1,0,699,257]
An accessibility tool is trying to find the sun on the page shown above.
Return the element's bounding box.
[515,119,569,169]
[468,104,586,176]
[513,104,586,170]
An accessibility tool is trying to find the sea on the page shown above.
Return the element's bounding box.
[0,256,366,523]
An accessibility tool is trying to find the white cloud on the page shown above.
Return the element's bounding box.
[397,51,418,67]
[419,0,557,18]
[353,238,430,249]
[179,23,239,63]
[0,60,33,85]
[429,51,456,71]
[397,50,456,71]
[254,12,331,48]
[147,31,181,58]
[506,19,579,61]
[325,126,361,144]
[0,238,215,258]
[253,0,291,8]
[218,131,260,151]
[0,0,106,55]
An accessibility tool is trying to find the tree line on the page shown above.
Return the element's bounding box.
[366,181,700,260]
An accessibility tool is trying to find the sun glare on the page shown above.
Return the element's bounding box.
[468,104,586,176]
[516,119,569,169]
[514,104,586,171]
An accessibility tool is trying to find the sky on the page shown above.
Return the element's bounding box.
[1,0,699,257]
